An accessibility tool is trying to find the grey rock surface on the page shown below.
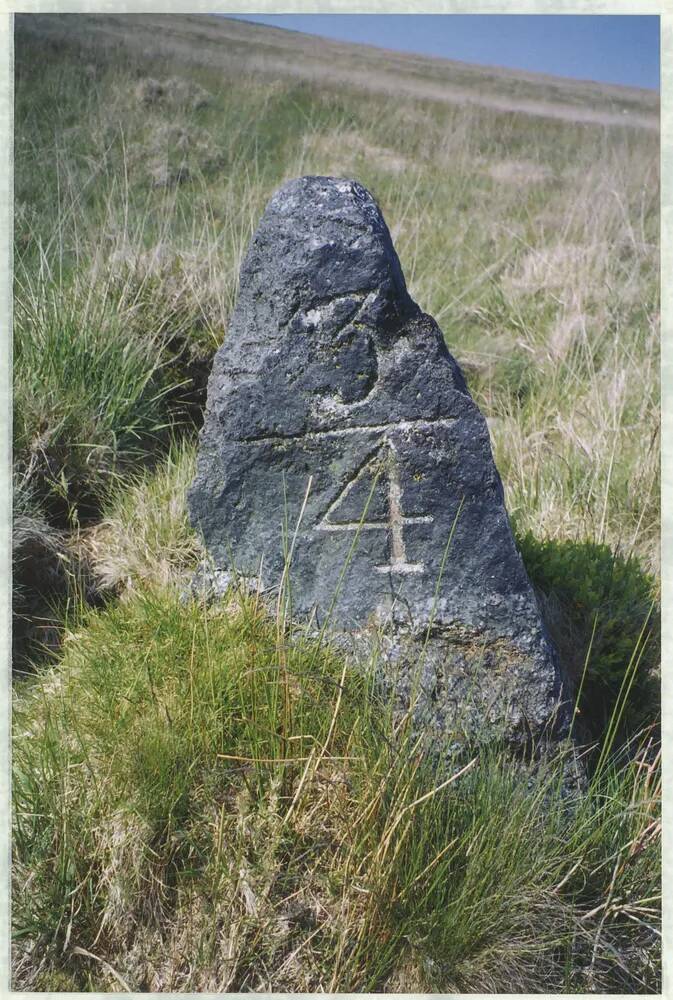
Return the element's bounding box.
[188,176,571,746]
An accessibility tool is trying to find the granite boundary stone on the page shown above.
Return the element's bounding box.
[188,176,572,747]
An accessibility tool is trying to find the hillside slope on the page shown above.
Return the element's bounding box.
[16,12,659,130]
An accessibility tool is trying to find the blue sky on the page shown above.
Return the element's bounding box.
[226,15,660,91]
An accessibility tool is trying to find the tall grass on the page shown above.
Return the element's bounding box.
[14,270,173,521]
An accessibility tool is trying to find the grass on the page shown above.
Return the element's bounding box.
[12,13,661,993]
[83,437,201,594]
[14,271,175,524]
[12,587,661,993]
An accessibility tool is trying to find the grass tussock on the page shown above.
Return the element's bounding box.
[84,438,202,594]
[13,588,660,993]
[14,273,174,523]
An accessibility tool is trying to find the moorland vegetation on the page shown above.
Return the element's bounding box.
[11,14,661,992]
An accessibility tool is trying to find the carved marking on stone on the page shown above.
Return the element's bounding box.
[244,416,456,445]
[380,458,432,575]
[316,439,433,575]
[283,289,371,332]
[315,445,385,533]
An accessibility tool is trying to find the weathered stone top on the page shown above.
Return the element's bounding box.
[189,176,570,743]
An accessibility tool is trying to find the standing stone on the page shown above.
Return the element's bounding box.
[188,176,571,747]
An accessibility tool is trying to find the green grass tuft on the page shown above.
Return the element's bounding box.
[12,588,660,993]
[13,275,174,524]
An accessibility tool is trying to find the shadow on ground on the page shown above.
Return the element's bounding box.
[517,532,660,744]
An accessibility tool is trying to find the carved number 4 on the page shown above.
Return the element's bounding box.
[315,440,433,575]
